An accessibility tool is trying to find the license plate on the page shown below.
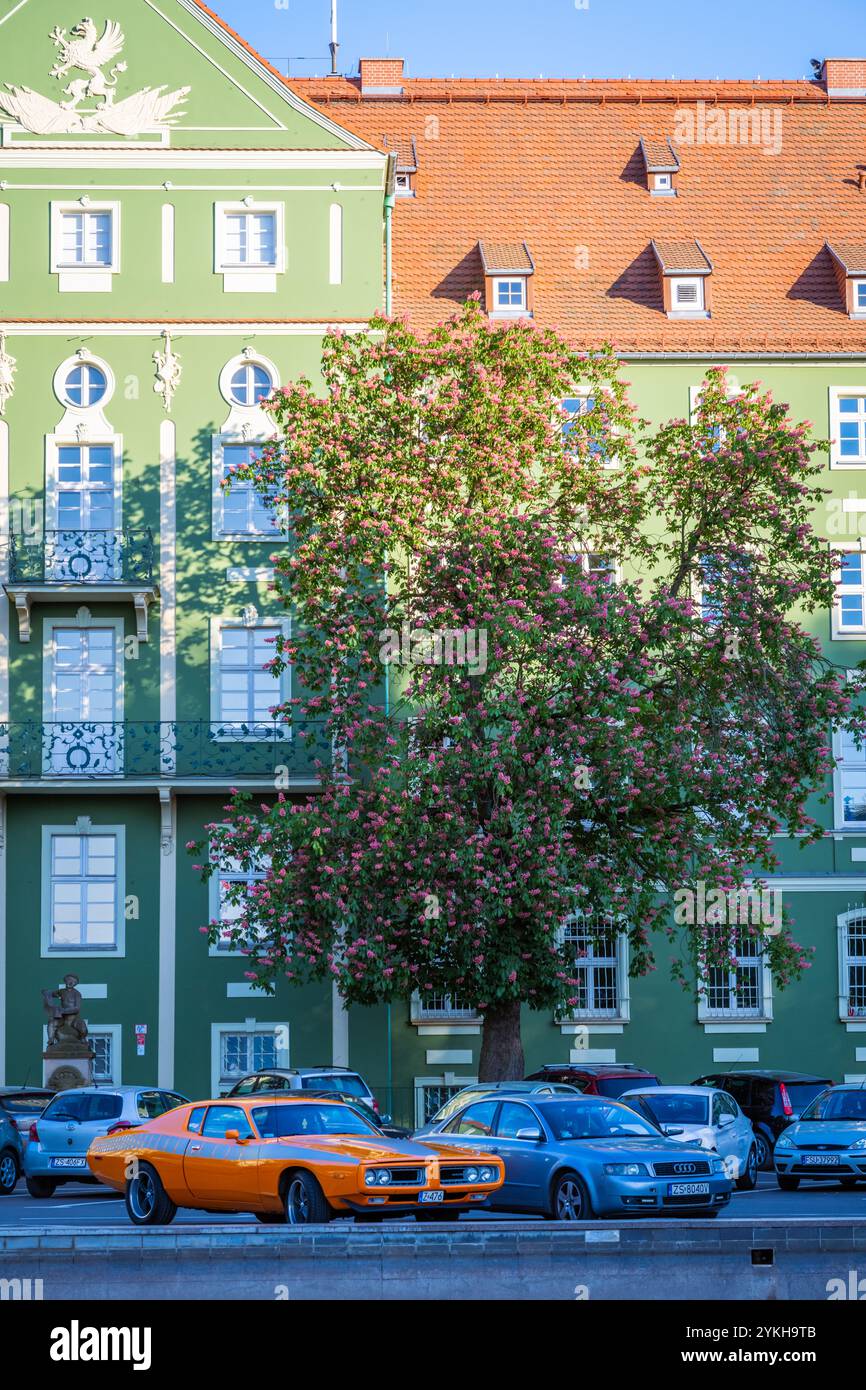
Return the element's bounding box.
[49,1157,87,1169]
[419,1190,444,1203]
[668,1181,710,1197]
[803,1154,839,1165]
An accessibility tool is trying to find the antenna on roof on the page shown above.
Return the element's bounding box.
[329,0,339,76]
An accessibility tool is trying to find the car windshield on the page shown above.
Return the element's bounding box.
[300,1075,368,1098]
[595,1076,659,1099]
[800,1090,866,1122]
[251,1104,378,1138]
[539,1100,662,1140]
[633,1094,710,1126]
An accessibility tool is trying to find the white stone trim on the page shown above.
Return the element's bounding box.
[0,202,8,282]
[830,385,866,468]
[159,420,177,734]
[214,201,285,293]
[42,615,125,727]
[332,980,349,1067]
[161,203,175,284]
[49,201,121,292]
[158,789,176,1088]
[329,202,343,285]
[208,613,291,738]
[89,1023,122,1085]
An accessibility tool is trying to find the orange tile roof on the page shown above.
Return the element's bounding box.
[479,240,534,274]
[639,137,680,172]
[652,239,713,273]
[826,242,866,275]
[290,73,866,353]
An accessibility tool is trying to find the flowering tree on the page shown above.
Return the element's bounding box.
[192,302,861,1080]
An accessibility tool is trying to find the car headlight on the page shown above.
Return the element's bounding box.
[850,1139,866,1152]
[775,1133,795,1149]
[464,1166,479,1183]
[478,1166,495,1183]
[364,1168,391,1186]
[603,1163,648,1177]
[711,1157,726,1173]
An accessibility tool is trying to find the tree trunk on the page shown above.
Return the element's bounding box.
[478,1000,524,1081]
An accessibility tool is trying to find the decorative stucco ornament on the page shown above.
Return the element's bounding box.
[153,330,182,414]
[0,331,16,416]
[0,18,190,136]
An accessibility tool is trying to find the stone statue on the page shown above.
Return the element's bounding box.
[43,973,89,1048]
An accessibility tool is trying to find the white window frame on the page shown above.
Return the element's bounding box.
[89,1024,122,1084]
[561,394,620,469]
[214,202,285,293]
[207,835,272,958]
[211,1021,289,1098]
[853,281,866,319]
[50,202,120,292]
[830,387,866,468]
[394,171,415,198]
[830,541,866,638]
[833,725,866,829]
[410,992,480,1024]
[41,821,126,958]
[651,171,675,196]
[212,438,282,540]
[556,912,631,1024]
[697,928,773,1025]
[209,615,291,741]
[837,910,866,1021]
[491,275,528,317]
[668,275,706,317]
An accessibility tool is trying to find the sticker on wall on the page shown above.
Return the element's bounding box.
[134,1024,148,1057]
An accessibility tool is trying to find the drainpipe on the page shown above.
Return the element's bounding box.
[384,153,397,316]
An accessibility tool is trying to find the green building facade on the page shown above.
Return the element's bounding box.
[1,3,865,1130]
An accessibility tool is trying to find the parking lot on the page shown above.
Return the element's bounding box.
[2,1170,866,1227]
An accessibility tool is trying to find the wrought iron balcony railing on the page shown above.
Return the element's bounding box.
[8,528,155,585]
[0,721,330,781]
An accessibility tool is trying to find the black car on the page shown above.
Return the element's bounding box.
[303,1090,411,1139]
[692,1070,834,1169]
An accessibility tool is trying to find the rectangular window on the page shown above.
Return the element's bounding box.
[704,930,765,1019]
[89,1030,117,1083]
[494,278,527,310]
[219,1029,277,1085]
[395,172,414,196]
[216,624,283,729]
[213,853,270,953]
[836,728,866,824]
[413,993,478,1022]
[222,212,276,268]
[220,444,279,537]
[855,282,866,314]
[417,1082,464,1127]
[831,390,866,467]
[49,832,118,950]
[560,912,623,1019]
[58,211,113,268]
[833,547,866,635]
[842,916,866,1017]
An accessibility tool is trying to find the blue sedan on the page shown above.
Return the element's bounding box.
[430,1093,732,1218]
[774,1083,866,1190]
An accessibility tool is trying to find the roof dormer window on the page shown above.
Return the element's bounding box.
[639,138,680,197]
[479,240,534,319]
[825,242,866,319]
[651,239,713,319]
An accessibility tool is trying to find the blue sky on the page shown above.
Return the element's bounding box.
[214,0,865,80]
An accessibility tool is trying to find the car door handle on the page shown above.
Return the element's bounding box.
[190,1144,202,1152]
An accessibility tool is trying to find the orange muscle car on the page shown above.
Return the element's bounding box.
[87,1096,504,1225]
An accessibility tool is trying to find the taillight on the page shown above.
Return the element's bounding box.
[779,1084,793,1117]
[29,1123,39,1144]
[107,1121,136,1136]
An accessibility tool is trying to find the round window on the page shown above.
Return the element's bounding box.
[229,362,273,407]
[65,362,108,408]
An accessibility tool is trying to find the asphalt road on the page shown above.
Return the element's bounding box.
[2,1171,866,1226]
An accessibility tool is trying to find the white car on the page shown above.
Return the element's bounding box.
[622,1085,758,1190]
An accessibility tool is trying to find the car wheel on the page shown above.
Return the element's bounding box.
[736,1146,759,1191]
[551,1171,593,1221]
[25,1176,57,1199]
[0,1149,19,1194]
[283,1170,332,1226]
[125,1163,177,1226]
[777,1174,800,1192]
[753,1130,773,1171]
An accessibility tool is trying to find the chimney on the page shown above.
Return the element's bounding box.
[821,59,866,98]
[358,58,405,97]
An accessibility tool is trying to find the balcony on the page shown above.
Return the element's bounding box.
[0,720,330,786]
[4,529,157,642]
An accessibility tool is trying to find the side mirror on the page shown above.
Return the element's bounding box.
[718,1113,735,1128]
[225,1128,249,1145]
[515,1127,544,1142]
[663,1125,685,1136]
[379,1114,392,1126]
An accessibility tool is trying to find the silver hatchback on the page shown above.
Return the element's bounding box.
[24,1085,187,1197]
